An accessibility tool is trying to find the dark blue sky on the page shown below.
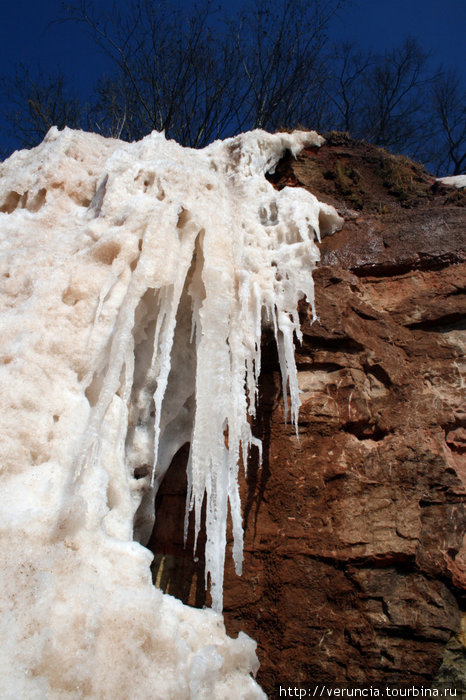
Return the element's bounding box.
[0,0,464,151]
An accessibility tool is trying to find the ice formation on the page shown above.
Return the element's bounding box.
[0,127,342,697]
[436,174,466,189]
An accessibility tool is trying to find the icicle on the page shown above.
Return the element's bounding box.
[73,128,342,611]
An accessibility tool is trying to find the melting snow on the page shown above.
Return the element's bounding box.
[436,174,466,189]
[0,127,342,697]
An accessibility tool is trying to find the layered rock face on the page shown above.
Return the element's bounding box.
[151,136,466,692]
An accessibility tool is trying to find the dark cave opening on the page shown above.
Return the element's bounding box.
[147,442,209,608]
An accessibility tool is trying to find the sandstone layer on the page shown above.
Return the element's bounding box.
[151,136,466,694]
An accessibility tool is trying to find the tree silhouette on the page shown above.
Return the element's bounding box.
[0,0,464,175]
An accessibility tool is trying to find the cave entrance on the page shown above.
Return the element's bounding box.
[146,442,208,608]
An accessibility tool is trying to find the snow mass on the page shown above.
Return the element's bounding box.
[0,127,342,697]
[436,174,466,189]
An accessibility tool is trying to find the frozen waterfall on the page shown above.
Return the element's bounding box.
[0,127,341,697]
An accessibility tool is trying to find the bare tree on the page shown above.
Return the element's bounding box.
[62,0,343,143]
[62,0,243,146]
[429,69,466,175]
[0,65,85,149]
[323,37,446,165]
[230,0,342,132]
[360,38,434,155]
[324,41,374,134]
[0,1,463,175]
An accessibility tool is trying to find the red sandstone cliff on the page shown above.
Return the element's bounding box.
[150,135,466,694]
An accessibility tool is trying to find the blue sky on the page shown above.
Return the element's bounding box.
[332,0,465,71]
[0,0,464,152]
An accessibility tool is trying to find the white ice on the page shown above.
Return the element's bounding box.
[0,126,342,697]
[436,174,466,188]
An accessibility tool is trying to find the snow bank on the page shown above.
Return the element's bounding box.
[436,174,466,189]
[0,127,342,697]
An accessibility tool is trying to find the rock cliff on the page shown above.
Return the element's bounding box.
[151,135,466,693]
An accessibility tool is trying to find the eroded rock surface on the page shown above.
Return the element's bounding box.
[151,136,466,693]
